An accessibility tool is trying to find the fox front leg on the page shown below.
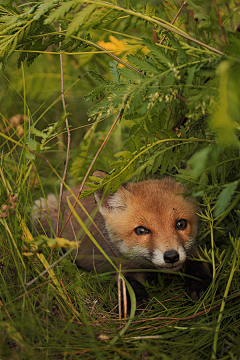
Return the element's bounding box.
[185,255,212,301]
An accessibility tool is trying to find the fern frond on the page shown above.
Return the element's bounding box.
[66,4,97,37]
[0,5,59,66]
[33,0,59,20]
[43,0,78,23]
[127,54,160,76]
[142,38,171,68]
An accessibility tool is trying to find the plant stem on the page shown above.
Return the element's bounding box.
[58,109,124,237]
[211,255,236,359]
[70,35,145,76]
[56,23,71,236]
[210,215,216,285]
[212,0,227,46]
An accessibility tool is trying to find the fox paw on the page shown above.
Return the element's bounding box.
[187,275,212,301]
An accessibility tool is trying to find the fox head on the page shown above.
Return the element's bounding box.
[93,171,199,271]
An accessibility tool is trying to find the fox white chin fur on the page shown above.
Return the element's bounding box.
[32,170,212,308]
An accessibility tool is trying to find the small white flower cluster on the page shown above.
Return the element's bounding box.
[165,88,178,103]
[147,92,160,109]
[147,87,179,109]
[96,111,103,121]
[107,93,117,100]
[168,62,181,80]
[122,92,131,109]
[149,92,160,101]
[195,100,206,115]
[107,105,115,115]
[88,110,103,122]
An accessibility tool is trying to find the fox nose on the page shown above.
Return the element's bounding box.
[164,250,179,264]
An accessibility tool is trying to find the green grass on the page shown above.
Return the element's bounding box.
[0,173,239,359]
[0,1,240,358]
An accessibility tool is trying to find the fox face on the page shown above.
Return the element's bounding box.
[94,175,199,272]
[32,170,211,306]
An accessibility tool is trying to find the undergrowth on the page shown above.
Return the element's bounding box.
[0,0,240,359]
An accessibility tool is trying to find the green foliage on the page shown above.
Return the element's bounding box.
[0,4,56,67]
[0,0,240,358]
[214,180,240,218]
[210,60,240,147]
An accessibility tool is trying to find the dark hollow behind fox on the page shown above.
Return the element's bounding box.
[32,170,212,309]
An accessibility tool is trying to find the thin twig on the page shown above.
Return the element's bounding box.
[56,23,71,236]
[58,109,124,238]
[118,274,122,320]
[212,0,228,46]
[70,34,145,76]
[151,25,159,43]
[172,114,187,132]
[42,113,116,147]
[211,255,237,360]
[160,1,187,45]
[24,249,72,288]
[122,277,127,320]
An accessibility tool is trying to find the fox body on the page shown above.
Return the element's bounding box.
[33,171,211,306]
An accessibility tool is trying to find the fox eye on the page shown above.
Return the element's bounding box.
[176,219,188,230]
[134,226,150,235]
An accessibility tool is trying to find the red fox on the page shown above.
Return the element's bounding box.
[33,170,211,308]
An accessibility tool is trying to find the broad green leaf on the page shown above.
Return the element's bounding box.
[210,61,240,147]
[186,65,197,86]
[214,181,239,217]
[187,146,212,179]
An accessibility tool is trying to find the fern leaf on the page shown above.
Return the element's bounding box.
[109,61,120,84]
[0,4,19,17]
[186,65,197,86]
[127,54,159,75]
[90,9,116,30]
[146,155,157,175]
[169,148,178,172]
[119,67,142,83]
[44,1,78,23]
[142,38,170,68]
[168,33,187,64]
[87,69,110,85]
[152,152,164,174]
[34,0,60,20]
[160,149,173,175]
[114,150,132,159]
[66,4,97,37]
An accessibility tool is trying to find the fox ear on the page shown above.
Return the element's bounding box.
[92,171,130,215]
[92,170,108,180]
[94,187,129,216]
